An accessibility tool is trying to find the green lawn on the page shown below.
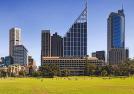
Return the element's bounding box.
[0,77,134,94]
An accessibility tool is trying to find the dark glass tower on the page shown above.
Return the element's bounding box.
[63,4,87,57]
[41,30,51,57]
[107,8,126,64]
[51,32,63,57]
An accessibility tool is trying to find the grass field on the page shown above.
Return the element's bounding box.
[0,77,134,94]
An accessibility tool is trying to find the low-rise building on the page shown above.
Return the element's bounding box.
[42,56,105,76]
[0,64,26,76]
[27,56,37,75]
[92,51,105,61]
[8,64,26,76]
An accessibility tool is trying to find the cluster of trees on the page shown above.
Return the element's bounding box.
[85,59,134,76]
[32,64,70,78]
[0,70,26,77]
[0,70,7,78]
[38,64,60,77]
[37,60,134,77]
[33,59,134,77]
[1,59,134,78]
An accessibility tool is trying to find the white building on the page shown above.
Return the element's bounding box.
[9,27,21,56]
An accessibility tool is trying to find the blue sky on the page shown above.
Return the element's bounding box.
[0,0,134,66]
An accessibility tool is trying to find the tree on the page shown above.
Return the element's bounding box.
[19,70,26,77]
[61,69,70,77]
[39,64,60,78]
[118,63,129,76]
[32,71,41,77]
[85,63,96,76]
[0,70,7,78]
[101,69,108,77]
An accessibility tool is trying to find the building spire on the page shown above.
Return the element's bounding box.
[122,3,124,11]
[84,0,87,8]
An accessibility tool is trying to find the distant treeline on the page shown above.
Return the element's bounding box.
[1,59,134,78]
[37,59,134,77]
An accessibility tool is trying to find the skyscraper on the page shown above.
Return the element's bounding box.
[9,27,21,56]
[51,32,63,57]
[41,30,51,57]
[107,8,126,64]
[9,27,28,66]
[63,2,87,57]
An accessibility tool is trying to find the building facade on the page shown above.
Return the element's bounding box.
[51,32,63,57]
[9,27,21,56]
[63,4,87,57]
[13,45,28,66]
[27,56,37,75]
[8,64,26,76]
[41,30,51,57]
[41,1,89,75]
[92,51,105,61]
[42,57,104,76]
[125,48,129,60]
[107,9,126,64]
[4,56,13,66]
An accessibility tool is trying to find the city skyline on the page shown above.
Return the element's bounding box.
[0,0,134,66]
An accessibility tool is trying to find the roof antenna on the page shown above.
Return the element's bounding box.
[122,3,124,11]
[84,0,87,8]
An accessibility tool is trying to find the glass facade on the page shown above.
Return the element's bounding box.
[4,56,13,66]
[64,6,87,57]
[13,45,28,66]
[109,10,125,48]
[107,9,126,64]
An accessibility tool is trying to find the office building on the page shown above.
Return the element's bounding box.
[126,48,129,60]
[9,27,21,56]
[51,32,63,57]
[0,58,2,64]
[92,52,96,57]
[107,8,126,64]
[63,3,87,57]
[41,1,89,75]
[3,56,13,66]
[41,30,51,57]
[27,56,37,75]
[42,56,104,76]
[92,51,105,61]
[13,45,28,66]
[0,57,5,67]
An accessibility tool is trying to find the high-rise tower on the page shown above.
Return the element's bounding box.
[51,32,63,57]
[9,27,28,66]
[41,30,51,57]
[107,8,126,64]
[9,27,21,56]
[63,1,87,57]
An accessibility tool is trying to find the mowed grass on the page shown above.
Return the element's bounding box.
[0,77,134,94]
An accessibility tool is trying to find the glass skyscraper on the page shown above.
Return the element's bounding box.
[107,9,126,64]
[108,9,125,49]
[63,5,87,57]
